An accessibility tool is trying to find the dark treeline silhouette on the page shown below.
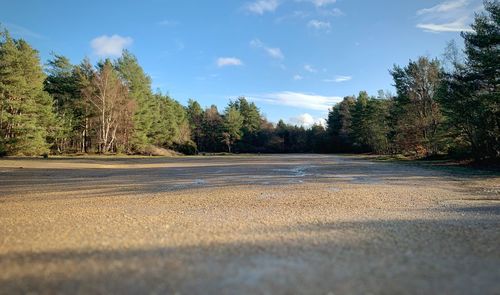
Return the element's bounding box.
[0,1,498,160]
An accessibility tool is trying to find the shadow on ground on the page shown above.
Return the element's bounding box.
[1,155,497,200]
[1,217,498,295]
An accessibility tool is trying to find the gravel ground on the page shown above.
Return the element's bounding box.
[0,154,499,294]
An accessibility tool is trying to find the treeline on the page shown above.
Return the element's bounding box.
[0,1,498,160]
[326,1,499,161]
[0,29,320,156]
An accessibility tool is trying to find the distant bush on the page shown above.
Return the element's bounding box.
[174,141,197,155]
[143,145,180,157]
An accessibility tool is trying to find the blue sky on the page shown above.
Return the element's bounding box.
[1,0,483,126]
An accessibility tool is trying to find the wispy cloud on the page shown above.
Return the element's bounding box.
[298,0,337,7]
[417,0,468,15]
[304,64,318,73]
[248,91,342,111]
[417,17,473,33]
[157,19,179,27]
[416,0,480,33]
[250,39,284,60]
[275,10,310,23]
[289,113,326,127]
[323,75,352,83]
[245,0,280,15]
[90,35,133,57]
[293,74,304,81]
[217,57,244,67]
[4,23,45,39]
[322,8,344,17]
[308,19,331,30]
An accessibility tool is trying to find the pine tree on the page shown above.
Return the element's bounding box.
[44,54,81,153]
[222,106,243,152]
[327,96,355,152]
[351,91,370,151]
[115,50,155,152]
[234,97,261,134]
[390,57,443,157]
[202,105,223,152]
[0,29,54,155]
[186,99,203,152]
[440,1,500,160]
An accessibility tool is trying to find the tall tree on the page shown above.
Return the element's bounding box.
[0,30,54,155]
[351,91,371,151]
[440,1,500,160]
[73,57,95,153]
[390,57,443,156]
[115,50,155,152]
[233,97,261,134]
[327,96,356,152]
[222,106,243,152]
[201,105,224,152]
[82,60,133,153]
[186,99,204,151]
[44,54,81,153]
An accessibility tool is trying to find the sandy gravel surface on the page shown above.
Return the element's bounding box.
[0,155,499,294]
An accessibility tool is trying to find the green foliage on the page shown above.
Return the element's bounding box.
[231,97,261,135]
[201,105,224,152]
[44,53,82,153]
[1,8,497,160]
[440,1,500,160]
[115,51,155,152]
[327,96,356,152]
[0,29,54,155]
[222,106,243,152]
[390,57,443,157]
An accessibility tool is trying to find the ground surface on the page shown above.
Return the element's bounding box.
[0,154,499,295]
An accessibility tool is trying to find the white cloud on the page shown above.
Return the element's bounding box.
[323,8,344,17]
[308,20,331,30]
[417,17,474,33]
[248,91,342,111]
[304,64,318,73]
[250,39,284,60]
[246,0,280,14]
[323,75,352,83]
[417,0,468,15]
[298,0,337,7]
[415,0,480,33]
[289,113,326,127]
[217,57,244,67]
[91,35,133,57]
[158,19,179,26]
[275,10,311,23]
[293,74,304,80]
[4,23,44,39]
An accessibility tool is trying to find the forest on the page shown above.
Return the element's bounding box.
[0,1,498,161]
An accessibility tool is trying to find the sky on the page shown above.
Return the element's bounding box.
[0,0,484,126]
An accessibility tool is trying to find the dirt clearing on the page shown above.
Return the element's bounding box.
[0,155,499,294]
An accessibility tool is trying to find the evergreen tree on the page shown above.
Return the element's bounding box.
[440,1,500,160]
[390,57,443,156]
[327,96,355,152]
[186,99,204,151]
[73,57,95,153]
[233,97,261,134]
[201,105,224,152]
[115,50,155,152]
[351,91,371,151]
[44,54,81,153]
[0,29,54,155]
[222,106,243,152]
